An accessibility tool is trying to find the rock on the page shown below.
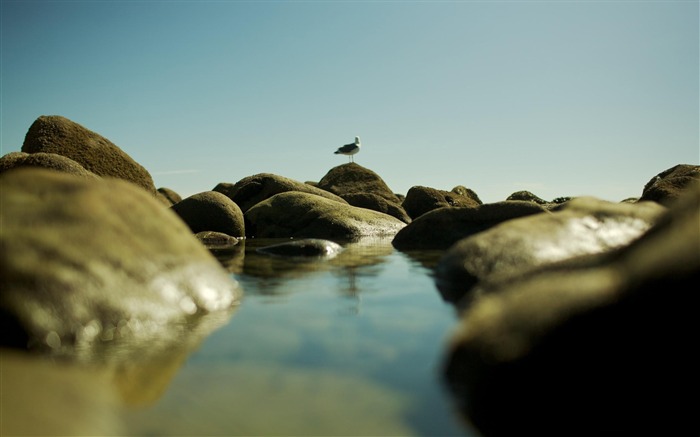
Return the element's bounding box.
[171,191,245,237]
[0,151,98,178]
[435,197,666,305]
[213,173,346,213]
[318,163,410,223]
[402,185,482,220]
[157,187,182,205]
[257,239,343,258]
[506,190,548,204]
[245,191,406,239]
[21,115,156,193]
[341,192,411,224]
[195,231,241,251]
[0,168,241,356]
[639,163,700,206]
[443,183,699,433]
[451,185,483,204]
[392,201,548,251]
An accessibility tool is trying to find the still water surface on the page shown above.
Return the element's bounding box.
[124,238,476,436]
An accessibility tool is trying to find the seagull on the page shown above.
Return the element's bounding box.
[334,136,361,162]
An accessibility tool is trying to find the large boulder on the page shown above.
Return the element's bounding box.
[0,151,98,178]
[435,197,666,303]
[245,191,406,239]
[392,201,548,251]
[0,168,241,356]
[318,163,410,223]
[639,163,700,206]
[171,191,245,237]
[402,185,482,220]
[21,115,156,193]
[443,183,699,433]
[214,173,346,212]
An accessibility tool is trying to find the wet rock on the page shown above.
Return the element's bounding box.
[171,191,245,237]
[214,173,346,213]
[318,163,410,223]
[21,115,156,193]
[157,187,182,205]
[639,163,700,206]
[195,231,241,251]
[505,190,548,204]
[402,185,482,220]
[0,151,99,178]
[245,191,406,239]
[443,183,699,433]
[341,192,411,224]
[0,168,241,355]
[435,197,665,303]
[392,201,548,251]
[450,185,483,205]
[257,239,343,258]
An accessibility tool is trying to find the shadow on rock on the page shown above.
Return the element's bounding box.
[442,182,700,434]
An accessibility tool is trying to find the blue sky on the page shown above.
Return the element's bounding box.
[1,1,698,202]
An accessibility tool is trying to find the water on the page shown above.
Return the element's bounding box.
[2,238,479,436]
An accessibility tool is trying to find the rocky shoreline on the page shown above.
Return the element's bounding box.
[1,115,698,434]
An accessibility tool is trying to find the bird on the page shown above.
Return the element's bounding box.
[334,136,361,162]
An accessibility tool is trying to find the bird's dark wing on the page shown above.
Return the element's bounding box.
[335,143,357,153]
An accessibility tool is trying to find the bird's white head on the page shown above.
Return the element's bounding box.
[355,136,361,145]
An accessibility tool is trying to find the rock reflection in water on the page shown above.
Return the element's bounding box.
[1,308,237,436]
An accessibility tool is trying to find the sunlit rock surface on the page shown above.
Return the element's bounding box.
[392,200,548,250]
[444,183,700,433]
[318,163,411,223]
[171,191,245,237]
[0,151,99,179]
[639,163,700,206]
[21,115,156,193]
[435,196,666,303]
[402,185,482,220]
[245,191,406,239]
[214,173,347,212]
[0,168,241,358]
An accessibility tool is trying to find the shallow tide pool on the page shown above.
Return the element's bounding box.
[2,238,479,436]
[124,238,476,436]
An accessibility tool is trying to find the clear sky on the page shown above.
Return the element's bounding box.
[1,0,698,203]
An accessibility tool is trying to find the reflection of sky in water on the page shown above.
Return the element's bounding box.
[125,242,476,436]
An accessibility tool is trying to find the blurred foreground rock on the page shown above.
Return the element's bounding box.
[443,182,699,433]
[435,197,666,303]
[0,168,241,359]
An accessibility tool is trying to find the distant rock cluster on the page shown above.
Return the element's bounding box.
[1,115,698,433]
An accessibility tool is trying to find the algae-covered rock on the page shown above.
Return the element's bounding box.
[318,163,410,223]
[214,173,347,212]
[0,151,99,178]
[171,191,245,237]
[21,115,156,193]
[639,163,700,206]
[245,191,405,239]
[392,201,548,251]
[402,185,482,220]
